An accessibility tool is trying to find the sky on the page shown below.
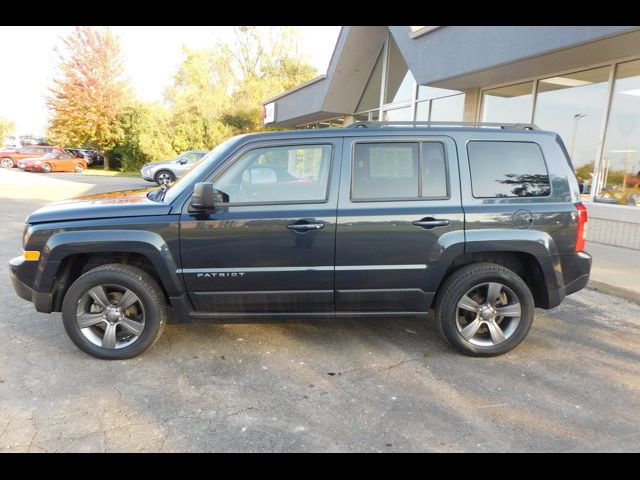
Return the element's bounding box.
[0,26,341,137]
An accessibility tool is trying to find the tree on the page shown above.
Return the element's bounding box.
[163,27,317,149]
[575,162,594,182]
[224,26,317,130]
[0,117,16,141]
[164,47,235,152]
[47,26,130,169]
[111,101,177,171]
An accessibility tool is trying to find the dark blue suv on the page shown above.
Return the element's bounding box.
[9,122,591,359]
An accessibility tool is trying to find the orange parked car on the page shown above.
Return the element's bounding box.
[22,152,88,173]
[0,145,66,168]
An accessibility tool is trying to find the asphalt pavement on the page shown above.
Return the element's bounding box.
[0,168,639,452]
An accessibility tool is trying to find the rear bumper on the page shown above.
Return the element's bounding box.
[546,251,592,309]
[9,256,52,312]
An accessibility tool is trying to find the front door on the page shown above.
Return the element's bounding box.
[335,135,464,312]
[179,138,342,314]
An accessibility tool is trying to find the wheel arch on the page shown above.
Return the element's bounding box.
[437,251,552,308]
[37,230,183,312]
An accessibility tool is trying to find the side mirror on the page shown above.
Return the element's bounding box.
[178,158,187,164]
[191,183,228,210]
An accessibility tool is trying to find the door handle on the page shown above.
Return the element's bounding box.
[286,222,324,232]
[412,218,450,229]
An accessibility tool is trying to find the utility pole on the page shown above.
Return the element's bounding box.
[570,113,587,161]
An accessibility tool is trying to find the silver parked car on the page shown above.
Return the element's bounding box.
[140,150,208,185]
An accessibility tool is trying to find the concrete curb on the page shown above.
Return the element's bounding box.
[587,280,640,305]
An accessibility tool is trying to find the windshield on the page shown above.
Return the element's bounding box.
[159,135,246,204]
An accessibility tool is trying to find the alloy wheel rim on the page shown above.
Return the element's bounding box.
[75,164,83,172]
[42,164,51,173]
[76,284,146,349]
[455,282,521,346]
[1,158,12,168]
[157,173,172,185]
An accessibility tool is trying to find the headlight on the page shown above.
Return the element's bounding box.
[22,225,31,249]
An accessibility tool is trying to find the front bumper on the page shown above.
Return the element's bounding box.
[140,169,155,181]
[9,255,52,312]
[23,165,43,172]
[10,256,33,302]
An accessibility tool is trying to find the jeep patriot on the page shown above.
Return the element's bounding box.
[9,122,592,359]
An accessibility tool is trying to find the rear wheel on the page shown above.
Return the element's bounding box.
[74,163,84,173]
[42,163,52,173]
[61,264,167,359]
[1,157,14,168]
[435,263,534,356]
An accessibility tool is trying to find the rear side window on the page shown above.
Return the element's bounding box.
[352,142,448,200]
[467,141,550,198]
[422,143,448,198]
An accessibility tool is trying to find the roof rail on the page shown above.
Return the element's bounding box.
[347,121,539,130]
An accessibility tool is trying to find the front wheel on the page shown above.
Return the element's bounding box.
[74,163,84,173]
[1,157,14,168]
[42,163,52,173]
[61,264,167,359]
[435,263,534,357]
[154,170,175,186]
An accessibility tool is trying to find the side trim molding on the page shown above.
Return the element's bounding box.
[177,264,427,274]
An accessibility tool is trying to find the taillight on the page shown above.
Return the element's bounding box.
[575,202,587,252]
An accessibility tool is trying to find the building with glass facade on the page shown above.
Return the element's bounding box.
[263,26,640,248]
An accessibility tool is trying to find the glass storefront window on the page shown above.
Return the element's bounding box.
[597,60,640,207]
[384,36,415,104]
[356,48,384,113]
[481,82,533,123]
[534,67,610,195]
[430,94,464,121]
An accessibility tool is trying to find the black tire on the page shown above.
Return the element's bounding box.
[154,170,175,186]
[42,163,52,173]
[1,157,14,168]
[61,263,167,360]
[435,262,535,357]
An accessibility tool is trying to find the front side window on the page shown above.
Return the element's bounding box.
[467,141,550,198]
[352,142,448,200]
[182,152,201,164]
[213,144,332,204]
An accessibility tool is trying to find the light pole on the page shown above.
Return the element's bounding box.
[570,113,587,161]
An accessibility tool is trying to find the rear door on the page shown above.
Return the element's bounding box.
[335,135,464,312]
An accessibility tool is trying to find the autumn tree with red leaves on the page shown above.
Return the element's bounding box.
[47,26,130,169]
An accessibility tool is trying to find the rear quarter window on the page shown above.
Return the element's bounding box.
[467,141,550,198]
